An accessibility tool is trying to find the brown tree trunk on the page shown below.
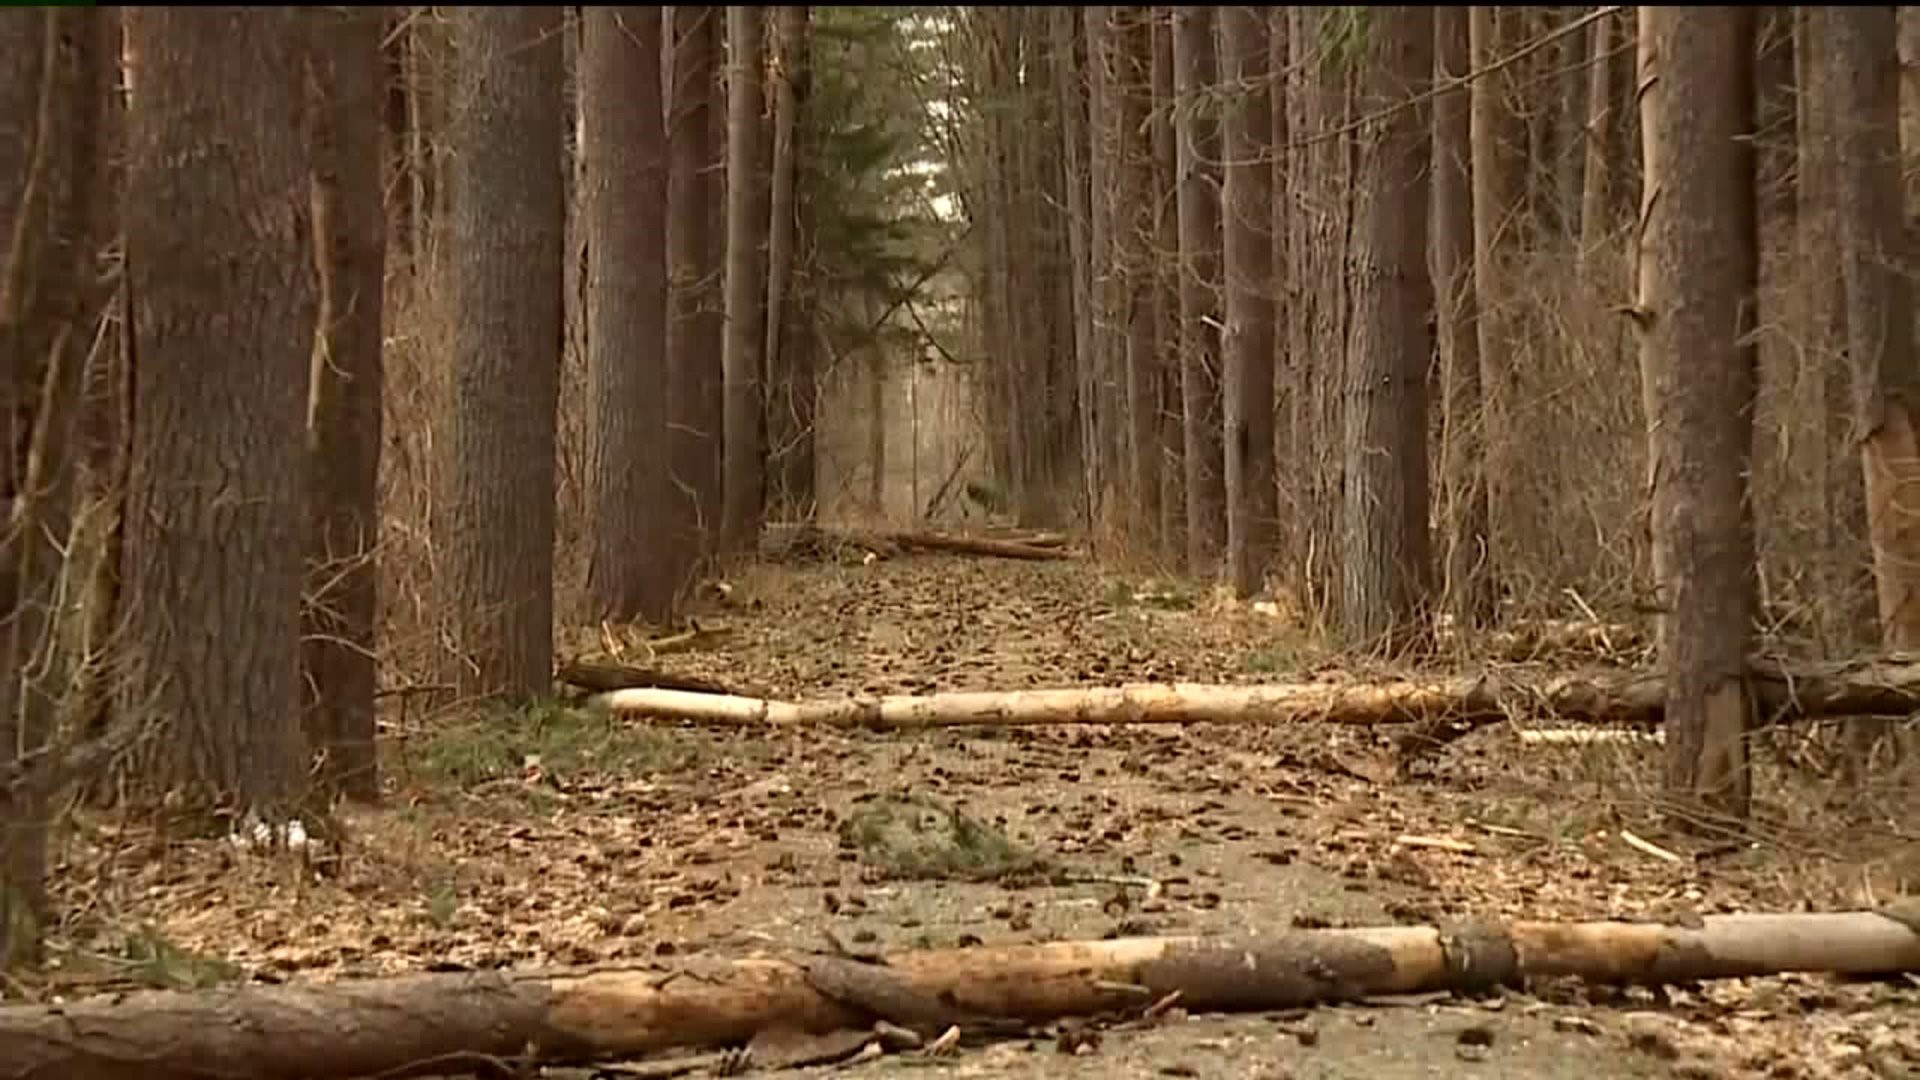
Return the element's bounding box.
[440,6,565,702]
[1634,6,1759,824]
[1084,6,1118,523]
[764,6,812,519]
[1341,7,1435,651]
[1813,7,1919,774]
[582,9,671,624]
[667,8,723,579]
[1467,6,1507,608]
[122,7,315,809]
[720,6,767,556]
[1117,8,1159,544]
[1052,7,1096,528]
[1578,10,1616,258]
[1219,5,1275,598]
[1149,9,1184,559]
[1172,6,1224,576]
[1432,7,1493,627]
[0,4,112,968]
[302,6,386,802]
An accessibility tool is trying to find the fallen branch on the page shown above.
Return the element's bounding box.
[555,661,760,701]
[878,528,1074,561]
[590,655,1920,732]
[6,907,1916,1080]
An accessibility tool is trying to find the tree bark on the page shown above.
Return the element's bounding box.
[440,7,564,702]
[1051,7,1096,529]
[0,4,112,968]
[594,656,1920,732]
[1634,6,1759,824]
[7,904,1917,1080]
[1171,6,1225,576]
[720,6,767,556]
[763,6,812,519]
[582,8,671,624]
[1149,9,1184,559]
[1432,8,1493,628]
[6,909,1919,1080]
[1117,9,1159,543]
[122,7,315,810]
[1341,7,1436,651]
[1085,6,1118,523]
[1466,6,1508,607]
[667,7,723,580]
[1814,7,1919,774]
[1578,10,1615,259]
[1219,6,1275,599]
[302,6,387,802]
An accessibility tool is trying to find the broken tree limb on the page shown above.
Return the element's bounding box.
[555,660,759,700]
[6,907,1917,1080]
[880,528,1074,561]
[590,656,1920,732]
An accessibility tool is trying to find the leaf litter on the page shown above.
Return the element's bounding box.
[34,553,1920,1078]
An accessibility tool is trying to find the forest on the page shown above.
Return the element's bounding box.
[1,6,1918,1079]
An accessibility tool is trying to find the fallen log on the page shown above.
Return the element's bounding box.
[590,655,1920,731]
[7,907,1917,1080]
[879,528,1073,561]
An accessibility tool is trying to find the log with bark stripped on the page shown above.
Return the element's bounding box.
[5,908,1917,1080]
[589,655,1920,731]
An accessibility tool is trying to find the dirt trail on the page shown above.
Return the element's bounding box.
[47,554,1920,1078]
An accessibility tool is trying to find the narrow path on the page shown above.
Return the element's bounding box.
[69,554,1918,1078]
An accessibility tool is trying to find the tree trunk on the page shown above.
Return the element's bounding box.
[1172,6,1224,576]
[122,8,315,810]
[0,4,112,969]
[1578,10,1615,259]
[1085,6,1118,524]
[720,6,767,557]
[763,6,812,519]
[441,6,565,702]
[1341,7,1436,651]
[1117,9,1159,544]
[1634,7,1759,824]
[594,656,1920,733]
[1219,6,1275,598]
[1814,7,1919,775]
[1432,7,1492,627]
[667,7,722,586]
[1149,9,1184,560]
[5,911,1919,1079]
[582,9,671,625]
[302,6,387,802]
[1052,7,1096,529]
[1466,6,1507,608]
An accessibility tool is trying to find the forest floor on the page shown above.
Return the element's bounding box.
[37,549,1920,1079]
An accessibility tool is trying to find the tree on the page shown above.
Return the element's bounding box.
[440,6,565,701]
[1171,5,1224,576]
[582,8,672,624]
[303,6,387,801]
[1432,7,1492,626]
[1219,5,1275,598]
[1117,8,1159,544]
[721,6,768,555]
[0,4,111,968]
[1149,8,1184,557]
[668,7,723,575]
[1467,6,1507,610]
[764,6,815,519]
[122,7,315,809]
[1634,6,1759,822]
[1341,6,1435,649]
[1813,7,1917,771]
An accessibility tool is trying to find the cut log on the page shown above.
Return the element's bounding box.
[6,907,1917,1080]
[591,655,1920,731]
